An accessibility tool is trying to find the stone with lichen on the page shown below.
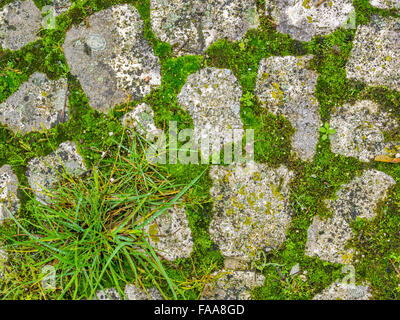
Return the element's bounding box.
[150,0,259,56]
[265,0,355,42]
[0,0,42,51]
[26,141,87,203]
[177,67,244,157]
[0,165,19,224]
[144,205,193,261]
[305,169,395,264]
[329,100,399,163]
[201,270,265,300]
[63,4,161,113]
[0,72,68,135]
[369,0,400,9]
[313,280,371,300]
[95,285,163,300]
[255,55,321,161]
[346,15,400,92]
[120,103,162,139]
[209,161,294,261]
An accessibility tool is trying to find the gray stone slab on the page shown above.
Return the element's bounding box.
[0,165,19,223]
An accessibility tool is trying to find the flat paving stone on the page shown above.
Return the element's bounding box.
[329,100,399,162]
[177,67,244,157]
[0,0,42,51]
[0,247,6,279]
[0,165,19,224]
[209,161,294,260]
[255,55,321,161]
[95,285,163,300]
[121,102,162,139]
[370,0,400,9]
[145,205,193,261]
[0,72,68,135]
[26,141,87,203]
[150,0,259,56]
[63,4,162,113]
[346,15,400,92]
[313,280,371,300]
[265,0,355,42]
[305,169,395,264]
[201,270,265,300]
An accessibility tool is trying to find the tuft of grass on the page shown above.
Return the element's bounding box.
[0,132,204,300]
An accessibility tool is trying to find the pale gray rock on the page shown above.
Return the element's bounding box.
[369,0,400,9]
[144,205,193,261]
[26,141,87,203]
[265,0,355,42]
[209,161,294,260]
[150,0,259,56]
[202,270,265,300]
[177,67,244,157]
[120,103,162,139]
[329,100,399,162]
[346,16,400,92]
[53,0,72,15]
[63,4,162,113]
[0,0,42,50]
[305,169,395,264]
[255,55,321,161]
[95,285,163,300]
[313,280,371,300]
[0,247,6,279]
[289,263,300,276]
[0,165,19,223]
[0,72,68,135]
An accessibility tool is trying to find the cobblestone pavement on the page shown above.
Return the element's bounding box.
[0,0,400,300]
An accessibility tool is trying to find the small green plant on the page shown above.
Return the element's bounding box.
[241,92,255,107]
[319,122,336,141]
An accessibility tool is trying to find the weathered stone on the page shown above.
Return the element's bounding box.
[209,161,294,260]
[255,55,321,161]
[305,169,395,264]
[0,165,19,223]
[95,285,163,300]
[313,280,371,300]
[0,247,6,279]
[26,141,87,203]
[0,0,42,51]
[370,0,400,9]
[265,0,355,42]
[329,100,399,162]
[202,270,265,300]
[346,16,400,92]
[0,72,68,135]
[289,263,300,276]
[177,67,244,157]
[121,103,162,139]
[63,4,162,113]
[150,0,259,56]
[53,0,72,15]
[144,205,193,261]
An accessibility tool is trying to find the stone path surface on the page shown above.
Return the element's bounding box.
[26,141,86,203]
[370,0,400,9]
[209,161,294,260]
[0,165,19,224]
[150,0,259,56]
[1,0,400,301]
[255,55,320,161]
[0,72,68,135]
[329,100,399,162]
[63,4,162,113]
[178,67,244,156]
[0,0,42,51]
[144,205,194,261]
[201,270,265,300]
[313,280,371,300]
[265,0,355,42]
[346,15,400,92]
[305,169,395,264]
